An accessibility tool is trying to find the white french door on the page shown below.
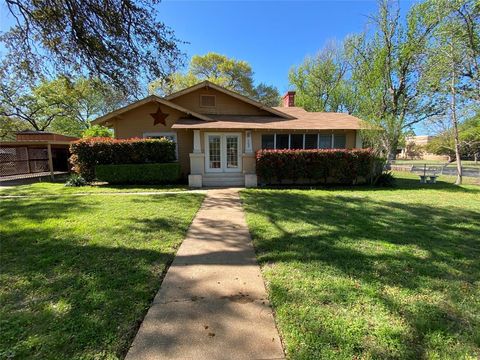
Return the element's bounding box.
[205,133,242,173]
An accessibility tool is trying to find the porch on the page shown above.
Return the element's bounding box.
[187,130,257,187]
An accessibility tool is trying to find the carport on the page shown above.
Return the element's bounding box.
[0,131,78,181]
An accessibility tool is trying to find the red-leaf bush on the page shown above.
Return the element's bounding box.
[70,137,176,181]
[256,149,384,185]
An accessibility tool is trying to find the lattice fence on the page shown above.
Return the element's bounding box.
[0,146,49,177]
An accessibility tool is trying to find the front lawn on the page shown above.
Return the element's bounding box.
[0,193,204,359]
[241,174,480,359]
[0,181,189,196]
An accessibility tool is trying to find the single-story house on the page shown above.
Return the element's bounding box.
[92,81,366,187]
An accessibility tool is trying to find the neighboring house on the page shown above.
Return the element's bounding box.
[398,135,449,161]
[92,81,366,187]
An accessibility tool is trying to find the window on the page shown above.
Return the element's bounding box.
[260,133,347,150]
[276,134,289,149]
[318,135,331,149]
[304,134,318,149]
[261,134,275,149]
[143,132,178,158]
[333,134,346,149]
[290,134,303,149]
[200,95,216,107]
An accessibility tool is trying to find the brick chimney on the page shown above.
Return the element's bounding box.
[282,91,296,107]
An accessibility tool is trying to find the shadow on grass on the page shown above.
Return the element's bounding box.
[242,191,480,358]
[0,196,189,359]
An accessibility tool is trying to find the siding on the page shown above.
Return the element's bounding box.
[169,88,272,116]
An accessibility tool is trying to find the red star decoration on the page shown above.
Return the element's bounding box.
[150,106,169,126]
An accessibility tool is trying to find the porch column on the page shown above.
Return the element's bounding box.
[193,130,201,153]
[245,130,253,154]
[47,143,54,180]
[355,131,363,148]
[189,129,204,187]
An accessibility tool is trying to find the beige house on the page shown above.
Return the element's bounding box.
[93,81,366,187]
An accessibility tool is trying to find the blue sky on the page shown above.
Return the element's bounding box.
[0,0,415,93]
[157,0,384,93]
[2,0,428,132]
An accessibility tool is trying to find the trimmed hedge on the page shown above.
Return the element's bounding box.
[95,163,180,184]
[70,137,176,181]
[256,149,384,185]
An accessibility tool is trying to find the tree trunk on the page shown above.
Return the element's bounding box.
[387,142,398,162]
[450,60,462,185]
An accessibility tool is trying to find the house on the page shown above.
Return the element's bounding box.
[92,81,366,187]
[398,135,449,161]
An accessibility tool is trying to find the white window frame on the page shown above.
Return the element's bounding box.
[143,132,178,158]
[204,132,242,173]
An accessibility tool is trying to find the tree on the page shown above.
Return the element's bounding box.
[426,115,480,163]
[345,0,442,160]
[82,125,113,138]
[0,73,124,137]
[423,0,479,184]
[0,71,66,132]
[1,0,182,95]
[289,43,357,113]
[149,53,281,106]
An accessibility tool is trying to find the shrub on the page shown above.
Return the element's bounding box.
[70,137,176,181]
[65,174,87,187]
[373,171,396,187]
[95,163,180,184]
[256,149,383,185]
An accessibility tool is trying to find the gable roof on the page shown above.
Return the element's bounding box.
[165,81,295,120]
[91,95,213,125]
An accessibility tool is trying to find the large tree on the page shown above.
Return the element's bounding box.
[345,0,442,160]
[0,73,124,138]
[289,43,358,114]
[1,0,182,95]
[422,0,479,183]
[149,53,281,106]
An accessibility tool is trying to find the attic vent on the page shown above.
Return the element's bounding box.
[200,95,216,107]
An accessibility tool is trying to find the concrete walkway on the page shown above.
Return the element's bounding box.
[125,189,285,360]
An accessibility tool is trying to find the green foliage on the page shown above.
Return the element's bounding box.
[344,0,442,159]
[95,163,181,185]
[82,125,113,138]
[0,0,182,95]
[149,52,281,106]
[70,138,176,181]
[64,174,88,187]
[0,74,124,137]
[289,43,357,113]
[373,170,396,187]
[426,114,480,159]
[255,149,383,185]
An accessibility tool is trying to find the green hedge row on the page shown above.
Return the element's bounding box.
[95,163,180,184]
[70,137,176,181]
[256,149,384,185]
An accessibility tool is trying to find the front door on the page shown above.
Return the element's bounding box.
[205,133,242,173]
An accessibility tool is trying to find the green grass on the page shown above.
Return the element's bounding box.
[393,170,480,186]
[241,173,480,360]
[0,192,204,359]
[0,181,189,196]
